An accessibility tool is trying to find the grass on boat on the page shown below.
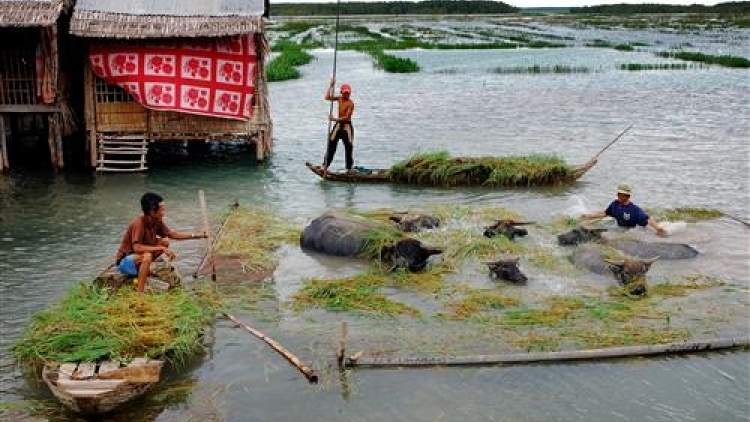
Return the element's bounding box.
[388,151,576,187]
[12,283,220,366]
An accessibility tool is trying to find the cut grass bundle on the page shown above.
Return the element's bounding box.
[292,273,419,316]
[214,206,299,275]
[12,283,220,366]
[388,151,577,187]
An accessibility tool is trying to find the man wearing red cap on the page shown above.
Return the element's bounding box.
[324,77,355,173]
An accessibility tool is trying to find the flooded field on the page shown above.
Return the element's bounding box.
[1,14,749,422]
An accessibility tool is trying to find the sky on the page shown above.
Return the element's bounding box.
[272,1,722,6]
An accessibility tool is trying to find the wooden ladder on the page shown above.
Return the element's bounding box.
[96,135,149,172]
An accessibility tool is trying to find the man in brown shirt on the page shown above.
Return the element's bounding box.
[116,192,207,293]
[323,77,355,173]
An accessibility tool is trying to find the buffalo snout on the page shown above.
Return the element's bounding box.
[390,212,441,233]
[483,220,531,240]
[486,257,528,284]
[605,256,659,296]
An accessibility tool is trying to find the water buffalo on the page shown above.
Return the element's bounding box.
[486,257,528,284]
[557,226,607,246]
[571,245,659,296]
[301,212,442,272]
[389,212,441,232]
[382,238,443,272]
[483,220,532,240]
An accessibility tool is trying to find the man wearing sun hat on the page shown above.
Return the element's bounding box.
[323,77,355,173]
[582,183,667,237]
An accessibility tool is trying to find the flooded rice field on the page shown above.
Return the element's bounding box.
[1,15,749,422]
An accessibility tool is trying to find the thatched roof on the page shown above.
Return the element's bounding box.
[70,0,267,39]
[0,0,71,27]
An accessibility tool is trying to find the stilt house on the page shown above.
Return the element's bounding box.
[0,0,75,172]
[69,0,272,171]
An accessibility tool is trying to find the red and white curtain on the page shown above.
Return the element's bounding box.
[90,35,258,121]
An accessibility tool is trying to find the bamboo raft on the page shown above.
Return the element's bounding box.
[42,358,163,414]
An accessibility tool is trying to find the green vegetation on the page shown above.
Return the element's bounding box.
[267,41,314,82]
[657,207,725,222]
[214,206,299,275]
[656,51,750,68]
[388,151,577,187]
[620,63,692,71]
[12,283,220,366]
[272,1,519,16]
[570,2,750,15]
[292,273,419,316]
[586,39,635,51]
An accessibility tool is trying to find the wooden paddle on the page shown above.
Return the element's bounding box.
[198,190,216,282]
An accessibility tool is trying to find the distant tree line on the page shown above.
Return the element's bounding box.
[271,1,518,16]
[569,1,750,15]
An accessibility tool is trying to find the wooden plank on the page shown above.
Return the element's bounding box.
[83,59,97,168]
[57,379,125,390]
[0,104,61,113]
[130,358,149,365]
[75,363,97,379]
[58,363,78,380]
[98,361,120,374]
[96,167,148,172]
[63,389,108,397]
[98,149,148,154]
[97,159,146,164]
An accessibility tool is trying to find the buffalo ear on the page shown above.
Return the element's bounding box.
[644,256,660,268]
[425,247,443,256]
[603,257,624,268]
[389,215,401,223]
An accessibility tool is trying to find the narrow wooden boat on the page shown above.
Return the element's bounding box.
[306,162,390,183]
[42,358,163,414]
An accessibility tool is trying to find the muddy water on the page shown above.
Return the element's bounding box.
[1,25,749,422]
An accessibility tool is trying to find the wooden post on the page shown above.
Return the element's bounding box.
[83,56,98,168]
[0,115,8,173]
[336,321,348,367]
[48,114,64,171]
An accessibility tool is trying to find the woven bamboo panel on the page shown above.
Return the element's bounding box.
[96,102,147,132]
[149,111,251,139]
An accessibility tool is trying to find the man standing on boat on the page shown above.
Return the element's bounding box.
[323,77,355,174]
[115,192,207,293]
[582,183,667,237]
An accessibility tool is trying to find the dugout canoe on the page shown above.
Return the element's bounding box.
[305,159,597,186]
[42,358,163,414]
[306,162,390,183]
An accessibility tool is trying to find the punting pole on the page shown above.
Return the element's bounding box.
[198,190,217,281]
[224,313,318,384]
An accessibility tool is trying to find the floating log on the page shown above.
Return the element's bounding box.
[344,337,750,368]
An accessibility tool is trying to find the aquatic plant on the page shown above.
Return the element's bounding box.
[619,63,691,71]
[491,65,592,74]
[658,207,724,222]
[656,51,750,68]
[267,41,314,82]
[388,151,576,187]
[12,283,220,366]
[214,206,299,275]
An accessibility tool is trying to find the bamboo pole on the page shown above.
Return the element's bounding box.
[198,190,216,282]
[224,313,318,384]
[344,337,749,368]
[581,124,634,169]
[0,115,8,173]
[336,321,348,367]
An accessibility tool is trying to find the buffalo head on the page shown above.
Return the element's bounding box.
[486,257,528,284]
[382,238,442,272]
[483,219,531,240]
[557,226,607,246]
[389,212,441,233]
[604,256,660,296]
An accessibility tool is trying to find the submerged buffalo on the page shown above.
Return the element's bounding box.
[558,226,699,259]
[486,257,528,284]
[390,212,441,232]
[483,220,532,240]
[300,212,442,272]
[382,238,443,272]
[571,245,659,296]
[557,226,607,246]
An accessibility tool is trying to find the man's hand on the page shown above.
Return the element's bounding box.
[329,114,337,122]
[655,226,668,237]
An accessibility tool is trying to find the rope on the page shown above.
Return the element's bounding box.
[324,0,342,165]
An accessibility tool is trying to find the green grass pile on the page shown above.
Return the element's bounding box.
[12,283,220,366]
[388,151,576,187]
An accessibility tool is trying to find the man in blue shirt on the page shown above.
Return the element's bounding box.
[583,183,667,237]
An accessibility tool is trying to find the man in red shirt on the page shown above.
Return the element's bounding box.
[116,192,207,293]
[323,77,355,173]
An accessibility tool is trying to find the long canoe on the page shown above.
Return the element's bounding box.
[305,162,390,183]
[306,159,598,185]
[43,358,163,414]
